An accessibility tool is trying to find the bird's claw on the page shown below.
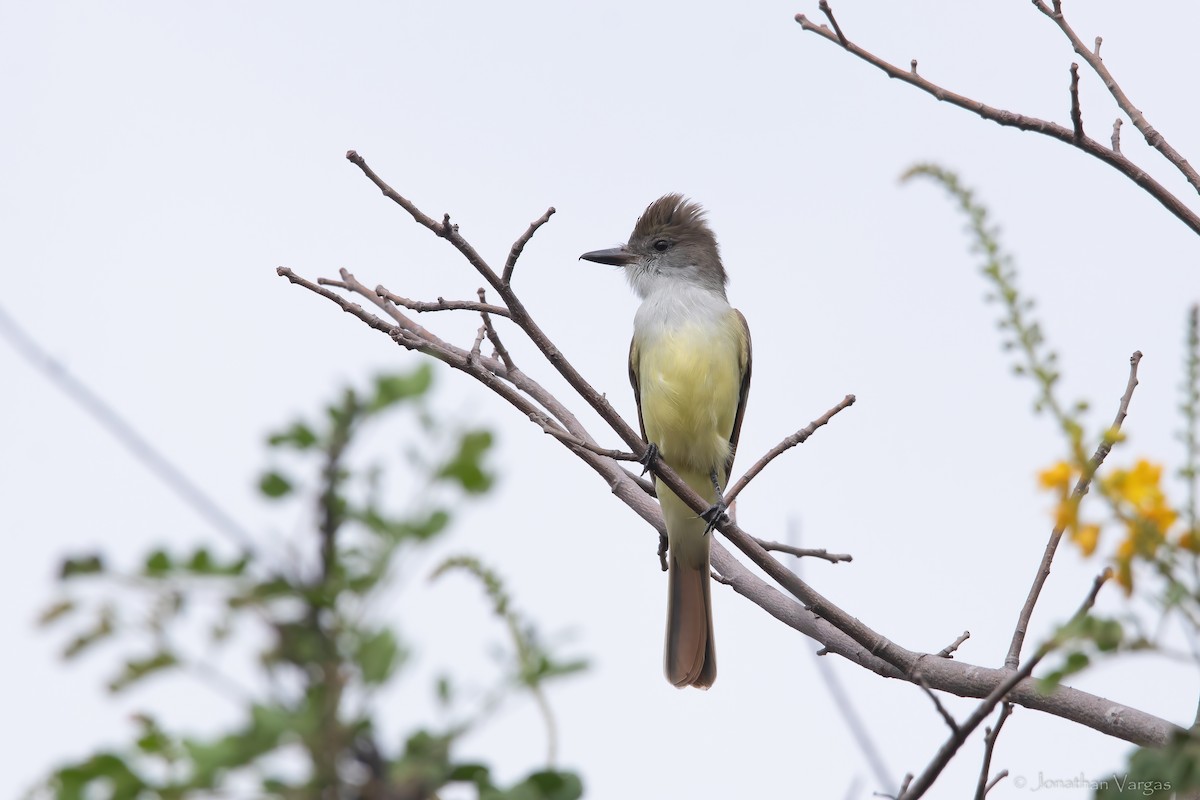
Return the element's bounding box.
[639,442,659,476]
[701,500,728,535]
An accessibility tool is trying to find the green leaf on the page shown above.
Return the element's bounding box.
[483,769,585,800]
[37,599,77,626]
[59,554,104,579]
[108,650,179,693]
[435,674,454,706]
[133,715,176,758]
[182,705,290,788]
[187,547,214,573]
[1038,649,1090,692]
[1097,729,1200,797]
[436,430,494,493]
[144,549,172,575]
[63,610,115,659]
[356,628,404,685]
[258,470,293,498]
[51,752,146,799]
[267,421,318,450]
[371,364,434,410]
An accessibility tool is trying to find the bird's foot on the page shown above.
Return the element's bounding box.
[639,442,659,476]
[701,499,728,535]
[703,468,728,533]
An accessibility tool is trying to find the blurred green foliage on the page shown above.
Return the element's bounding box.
[34,364,585,799]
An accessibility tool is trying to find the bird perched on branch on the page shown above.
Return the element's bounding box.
[581,194,751,689]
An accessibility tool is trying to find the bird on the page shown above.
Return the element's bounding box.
[580,194,751,689]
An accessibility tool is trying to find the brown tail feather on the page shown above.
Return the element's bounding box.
[665,554,716,689]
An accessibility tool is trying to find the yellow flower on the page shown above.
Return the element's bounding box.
[1070,523,1101,557]
[1038,461,1073,492]
[1103,460,1167,510]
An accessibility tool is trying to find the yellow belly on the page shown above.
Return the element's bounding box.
[637,316,743,479]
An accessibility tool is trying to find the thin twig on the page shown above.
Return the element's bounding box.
[938,631,970,658]
[469,325,486,363]
[724,394,856,505]
[918,676,960,735]
[503,207,556,285]
[792,9,1200,236]
[973,703,1013,800]
[531,414,639,461]
[982,771,1008,797]
[756,539,853,564]
[478,288,516,373]
[818,0,847,45]
[1068,63,1083,141]
[375,286,512,318]
[899,570,1111,800]
[1005,351,1142,669]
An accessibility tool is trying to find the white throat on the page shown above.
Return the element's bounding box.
[632,275,732,339]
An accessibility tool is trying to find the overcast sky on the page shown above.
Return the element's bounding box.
[4,2,1199,798]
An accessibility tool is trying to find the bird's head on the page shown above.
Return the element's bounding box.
[580,194,727,298]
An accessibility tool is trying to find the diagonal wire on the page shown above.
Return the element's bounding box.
[0,303,257,555]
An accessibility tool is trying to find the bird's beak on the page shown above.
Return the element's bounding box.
[579,246,637,267]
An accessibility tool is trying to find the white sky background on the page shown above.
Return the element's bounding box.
[3,1,1199,798]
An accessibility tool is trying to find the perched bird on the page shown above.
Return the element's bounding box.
[581,195,751,689]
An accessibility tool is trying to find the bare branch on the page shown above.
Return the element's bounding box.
[1032,0,1200,195]
[938,631,970,659]
[503,207,556,285]
[756,539,853,564]
[793,9,1200,237]
[280,163,1182,751]
[1005,351,1142,669]
[724,394,856,506]
[900,571,1111,800]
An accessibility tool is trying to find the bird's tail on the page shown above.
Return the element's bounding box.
[662,477,716,689]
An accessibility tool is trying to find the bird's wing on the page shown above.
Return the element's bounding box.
[724,309,752,479]
[628,335,648,444]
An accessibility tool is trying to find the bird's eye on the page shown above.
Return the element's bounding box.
[653,239,670,252]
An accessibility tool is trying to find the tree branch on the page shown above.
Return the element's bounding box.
[503,206,555,285]
[1032,0,1200,196]
[724,394,856,506]
[937,631,970,659]
[900,570,1111,800]
[374,287,512,319]
[793,8,1200,237]
[973,703,1013,800]
[278,159,1182,751]
[1005,350,1142,669]
[755,539,853,564]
